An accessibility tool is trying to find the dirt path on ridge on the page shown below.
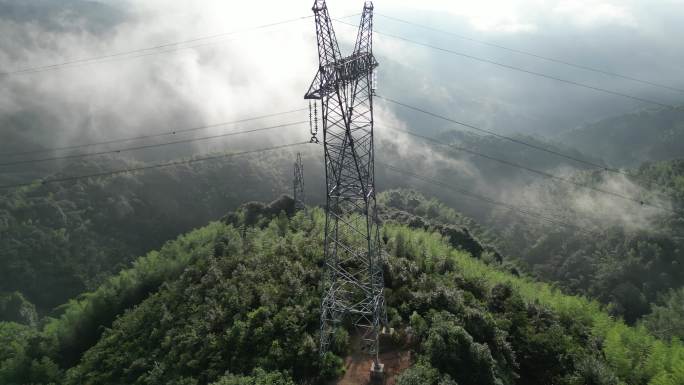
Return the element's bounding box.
[333,349,412,385]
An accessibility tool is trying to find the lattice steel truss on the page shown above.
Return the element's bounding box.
[294,152,305,211]
[304,0,386,362]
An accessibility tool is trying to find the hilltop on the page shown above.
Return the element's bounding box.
[1,196,682,385]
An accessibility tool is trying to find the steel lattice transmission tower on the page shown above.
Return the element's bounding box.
[304,0,387,366]
[294,152,305,211]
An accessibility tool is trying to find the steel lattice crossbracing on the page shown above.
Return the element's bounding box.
[304,0,387,362]
[294,152,305,211]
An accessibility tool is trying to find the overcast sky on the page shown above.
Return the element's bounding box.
[1,0,683,157]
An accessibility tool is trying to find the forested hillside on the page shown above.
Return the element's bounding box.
[479,160,684,326]
[0,154,298,313]
[380,129,684,326]
[3,146,682,332]
[558,106,684,168]
[381,180,683,327]
[1,201,682,384]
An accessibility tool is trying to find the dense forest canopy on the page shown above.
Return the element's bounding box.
[2,148,683,331]
[0,153,296,312]
[1,105,683,384]
[1,202,682,385]
[558,107,684,168]
[378,143,684,325]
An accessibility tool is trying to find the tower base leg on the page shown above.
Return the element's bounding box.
[370,361,385,384]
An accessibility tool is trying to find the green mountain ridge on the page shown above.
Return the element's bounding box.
[0,153,296,312]
[558,106,684,168]
[383,154,684,325]
[1,196,682,384]
[479,161,684,325]
[3,152,682,334]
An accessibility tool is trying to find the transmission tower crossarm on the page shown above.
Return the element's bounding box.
[306,0,342,100]
[305,1,378,100]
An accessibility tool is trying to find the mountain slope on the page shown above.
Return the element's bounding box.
[380,155,684,324]
[558,106,684,168]
[0,153,296,313]
[482,160,684,324]
[1,200,682,385]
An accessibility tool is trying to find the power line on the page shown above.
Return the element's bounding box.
[0,121,306,167]
[10,35,246,76]
[0,108,306,158]
[335,19,673,108]
[377,95,677,200]
[0,141,309,190]
[310,142,595,234]
[379,95,611,169]
[0,16,313,77]
[0,13,360,77]
[378,161,599,236]
[383,125,675,214]
[376,13,684,95]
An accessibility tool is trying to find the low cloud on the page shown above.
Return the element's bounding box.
[0,0,680,233]
[552,1,636,28]
[0,0,337,159]
[501,168,672,232]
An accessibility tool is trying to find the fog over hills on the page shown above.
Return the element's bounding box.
[1,0,684,162]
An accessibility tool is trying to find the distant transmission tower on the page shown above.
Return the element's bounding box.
[304,0,387,375]
[294,152,305,211]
